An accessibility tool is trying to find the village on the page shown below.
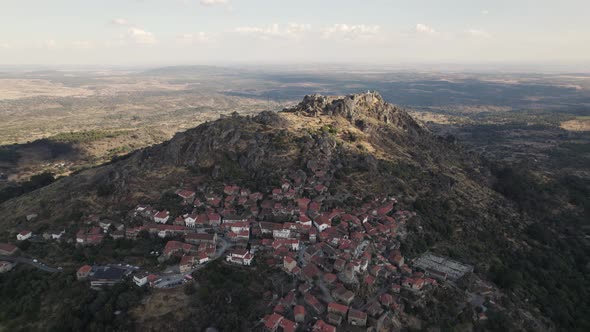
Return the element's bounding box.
[0,161,485,332]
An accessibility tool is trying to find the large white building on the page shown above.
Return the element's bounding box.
[226,249,254,266]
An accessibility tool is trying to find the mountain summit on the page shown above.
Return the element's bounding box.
[284,91,425,135]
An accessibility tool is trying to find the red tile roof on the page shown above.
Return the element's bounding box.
[180,255,195,266]
[294,305,305,317]
[348,308,367,320]
[185,233,215,241]
[263,313,284,330]
[273,304,286,314]
[302,263,321,279]
[323,273,337,284]
[78,264,92,274]
[154,210,169,219]
[163,240,194,256]
[379,293,394,305]
[312,320,336,332]
[207,213,221,221]
[176,189,195,199]
[304,293,322,312]
[279,318,297,332]
[328,302,349,315]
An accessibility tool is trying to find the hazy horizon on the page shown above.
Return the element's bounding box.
[1,61,590,75]
[1,0,589,69]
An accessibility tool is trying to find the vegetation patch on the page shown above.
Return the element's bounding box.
[0,172,55,204]
[48,129,132,144]
[0,267,144,332]
[179,261,267,331]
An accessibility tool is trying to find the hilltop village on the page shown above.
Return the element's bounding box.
[0,91,533,331]
[1,157,485,331]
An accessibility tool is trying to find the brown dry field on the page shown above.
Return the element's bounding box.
[131,287,191,326]
[0,79,93,99]
[560,118,590,131]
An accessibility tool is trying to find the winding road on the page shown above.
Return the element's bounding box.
[0,255,59,273]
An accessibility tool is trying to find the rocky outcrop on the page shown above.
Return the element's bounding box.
[283,91,426,135]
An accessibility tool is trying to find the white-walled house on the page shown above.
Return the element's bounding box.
[183,214,197,227]
[133,272,149,287]
[154,210,170,224]
[226,249,254,266]
[17,230,32,241]
[273,228,291,239]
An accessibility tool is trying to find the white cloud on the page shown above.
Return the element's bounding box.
[111,18,130,26]
[465,29,491,38]
[177,32,211,44]
[235,23,311,40]
[235,24,279,36]
[322,24,380,40]
[128,27,157,45]
[415,23,437,35]
[109,19,157,45]
[481,10,490,15]
[200,0,227,6]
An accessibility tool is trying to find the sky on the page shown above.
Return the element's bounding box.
[0,0,589,67]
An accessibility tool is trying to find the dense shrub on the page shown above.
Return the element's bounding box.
[0,172,55,203]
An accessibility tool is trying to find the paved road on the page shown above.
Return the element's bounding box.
[155,274,186,288]
[155,238,232,289]
[216,237,231,259]
[0,255,59,273]
[316,277,336,303]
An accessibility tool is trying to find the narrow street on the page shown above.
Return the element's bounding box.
[155,237,232,289]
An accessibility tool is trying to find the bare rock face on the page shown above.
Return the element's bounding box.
[252,110,289,127]
[283,91,426,135]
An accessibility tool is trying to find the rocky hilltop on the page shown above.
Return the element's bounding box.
[284,92,426,135]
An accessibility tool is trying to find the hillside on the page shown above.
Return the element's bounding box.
[1,92,496,234]
[0,92,578,331]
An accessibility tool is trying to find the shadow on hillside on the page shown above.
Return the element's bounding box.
[0,139,81,167]
[0,139,84,203]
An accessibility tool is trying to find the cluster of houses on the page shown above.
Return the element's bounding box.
[7,156,462,330]
[64,159,443,330]
[213,168,441,331]
[107,160,439,330]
